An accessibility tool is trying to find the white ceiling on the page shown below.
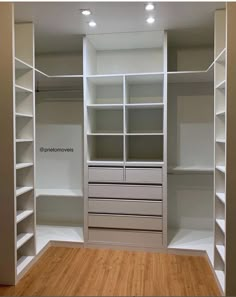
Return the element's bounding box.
[14,2,225,54]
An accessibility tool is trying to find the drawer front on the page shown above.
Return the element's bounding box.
[88,213,162,230]
[88,199,162,216]
[88,228,163,248]
[88,184,162,200]
[88,167,123,182]
[125,168,162,184]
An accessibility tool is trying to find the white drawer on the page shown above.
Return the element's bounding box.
[88,199,162,216]
[88,213,162,230]
[125,167,162,184]
[88,228,162,248]
[88,167,123,182]
[88,184,162,200]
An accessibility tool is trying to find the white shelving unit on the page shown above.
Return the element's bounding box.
[14,23,36,281]
[84,31,167,247]
[214,9,226,293]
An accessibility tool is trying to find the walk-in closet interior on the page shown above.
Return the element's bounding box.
[1,2,236,296]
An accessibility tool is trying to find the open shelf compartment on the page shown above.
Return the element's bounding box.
[87,135,123,163]
[126,135,163,163]
[87,107,123,134]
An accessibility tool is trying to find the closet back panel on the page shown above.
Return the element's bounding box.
[37,197,83,225]
[168,174,213,230]
[168,47,213,71]
[36,101,83,191]
[96,48,163,74]
[127,83,163,104]
[168,83,214,169]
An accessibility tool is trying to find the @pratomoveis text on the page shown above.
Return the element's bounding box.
[40,147,74,153]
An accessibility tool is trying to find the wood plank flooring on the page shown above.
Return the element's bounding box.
[0,247,220,296]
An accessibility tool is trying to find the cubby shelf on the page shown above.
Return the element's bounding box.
[16,210,34,224]
[15,112,33,118]
[215,270,225,292]
[216,165,226,173]
[216,219,226,233]
[16,186,33,197]
[15,57,33,70]
[126,133,163,136]
[87,74,123,85]
[16,163,34,170]
[87,104,123,109]
[87,160,124,166]
[215,48,226,64]
[216,192,226,204]
[216,244,225,262]
[16,139,33,143]
[15,84,33,93]
[216,138,226,143]
[36,188,83,198]
[87,133,123,136]
[17,256,34,275]
[216,111,225,117]
[216,80,226,89]
[125,103,164,109]
[17,233,34,250]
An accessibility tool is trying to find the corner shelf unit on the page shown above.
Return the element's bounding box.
[214,9,226,294]
[14,23,36,282]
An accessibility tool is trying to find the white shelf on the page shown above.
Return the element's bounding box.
[17,256,34,275]
[216,192,226,204]
[16,210,34,224]
[16,163,34,170]
[126,133,163,136]
[87,160,124,166]
[15,84,33,93]
[125,160,164,166]
[216,244,225,262]
[15,112,33,118]
[216,139,225,144]
[168,166,214,174]
[87,104,123,109]
[17,233,34,250]
[87,74,123,85]
[168,228,214,264]
[125,160,164,167]
[16,186,33,197]
[36,225,84,254]
[216,111,225,117]
[215,270,225,292]
[36,188,83,198]
[15,57,33,70]
[125,103,164,109]
[87,133,123,136]
[168,70,213,83]
[216,165,226,173]
[216,219,225,233]
[125,72,164,83]
[215,48,226,64]
[216,80,226,89]
[16,139,33,143]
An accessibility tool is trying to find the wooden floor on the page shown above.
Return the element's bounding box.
[0,247,220,296]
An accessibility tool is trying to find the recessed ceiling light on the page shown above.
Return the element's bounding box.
[145,3,154,11]
[146,16,155,24]
[81,9,91,16]
[89,20,97,27]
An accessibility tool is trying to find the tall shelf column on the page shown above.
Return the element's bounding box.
[0,3,36,284]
